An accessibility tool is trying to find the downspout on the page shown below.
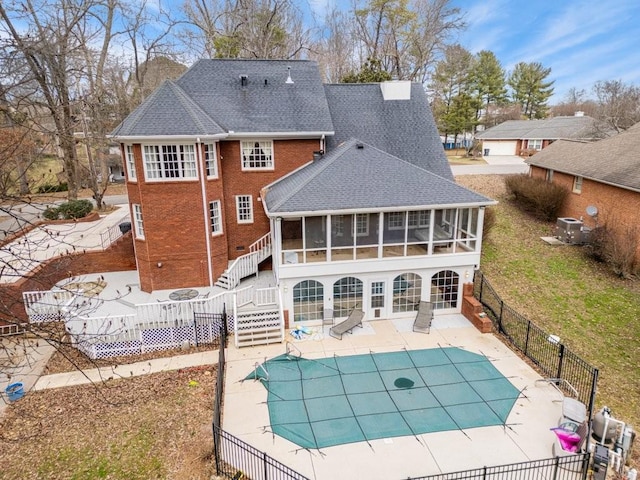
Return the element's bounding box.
[196,138,215,287]
[320,134,325,153]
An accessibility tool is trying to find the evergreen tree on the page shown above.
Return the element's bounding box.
[340,57,392,83]
[508,62,554,119]
[469,50,507,129]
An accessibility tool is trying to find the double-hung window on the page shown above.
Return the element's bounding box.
[143,144,197,180]
[125,145,136,181]
[355,213,369,236]
[236,195,253,223]
[204,144,218,178]
[387,212,405,230]
[133,204,144,239]
[241,140,273,170]
[209,200,222,235]
[528,139,543,151]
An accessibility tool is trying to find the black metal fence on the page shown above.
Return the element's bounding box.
[213,426,311,480]
[473,271,598,417]
[410,454,590,480]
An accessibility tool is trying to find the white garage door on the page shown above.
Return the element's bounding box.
[482,140,517,156]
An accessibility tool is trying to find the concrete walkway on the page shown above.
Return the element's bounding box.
[32,350,217,391]
[451,155,529,176]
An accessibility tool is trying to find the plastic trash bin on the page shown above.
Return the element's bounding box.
[5,382,25,402]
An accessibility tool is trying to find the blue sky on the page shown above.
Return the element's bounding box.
[450,0,640,102]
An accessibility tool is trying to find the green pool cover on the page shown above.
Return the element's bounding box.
[245,347,521,449]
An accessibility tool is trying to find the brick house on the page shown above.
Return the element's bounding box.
[110,59,495,323]
[476,113,602,156]
[526,122,640,264]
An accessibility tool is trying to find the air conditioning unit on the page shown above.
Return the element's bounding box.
[555,217,590,245]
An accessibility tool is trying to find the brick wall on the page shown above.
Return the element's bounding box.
[125,139,321,291]
[0,233,136,325]
[530,166,640,262]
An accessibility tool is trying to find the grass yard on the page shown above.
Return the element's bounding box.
[0,366,218,480]
[457,175,640,442]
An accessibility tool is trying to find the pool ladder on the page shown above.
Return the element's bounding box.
[253,358,269,381]
[285,341,301,359]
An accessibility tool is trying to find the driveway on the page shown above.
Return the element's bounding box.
[452,156,529,176]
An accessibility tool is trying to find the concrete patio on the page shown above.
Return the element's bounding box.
[222,317,564,479]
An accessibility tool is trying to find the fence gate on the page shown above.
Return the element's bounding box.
[193,312,227,346]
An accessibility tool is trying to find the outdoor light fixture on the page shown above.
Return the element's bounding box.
[157,262,163,268]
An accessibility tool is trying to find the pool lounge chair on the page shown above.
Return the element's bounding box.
[329,308,364,339]
[413,301,434,334]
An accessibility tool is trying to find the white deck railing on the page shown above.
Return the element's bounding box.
[21,285,282,358]
[218,233,272,289]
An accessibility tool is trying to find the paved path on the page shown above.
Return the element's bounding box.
[451,155,529,176]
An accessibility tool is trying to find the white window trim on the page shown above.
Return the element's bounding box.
[573,176,583,193]
[332,215,344,237]
[355,213,369,236]
[204,143,219,179]
[528,139,543,151]
[209,200,223,235]
[240,140,274,171]
[133,204,144,239]
[387,212,405,230]
[235,195,254,224]
[125,145,136,181]
[142,143,198,182]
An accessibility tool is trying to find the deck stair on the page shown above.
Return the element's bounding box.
[215,233,271,290]
[234,307,283,348]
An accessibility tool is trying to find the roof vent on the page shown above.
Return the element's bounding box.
[285,66,294,84]
[356,143,364,149]
[240,75,248,87]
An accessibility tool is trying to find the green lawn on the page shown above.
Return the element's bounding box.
[463,176,640,434]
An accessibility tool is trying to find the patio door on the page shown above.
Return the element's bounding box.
[369,281,388,319]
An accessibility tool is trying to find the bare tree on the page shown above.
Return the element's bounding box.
[352,0,465,82]
[593,80,640,133]
[309,7,357,83]
[181,0,312,59]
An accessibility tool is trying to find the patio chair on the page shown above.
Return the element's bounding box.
[413,301,434,334]
[552,420,589,458]
[329,308,364,339]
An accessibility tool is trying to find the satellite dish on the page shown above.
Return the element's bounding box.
[586,205,598,217]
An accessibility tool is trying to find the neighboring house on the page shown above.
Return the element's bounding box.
[476,113,601,156]
[526,122,640,263]
[110,59,495,323]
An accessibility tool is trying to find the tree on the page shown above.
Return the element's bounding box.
[340,57,392,83]
[592,80,640,133]
[469,50,507,129]
[309,8,357,83]
[508,62,554,119]
[352,0,465,82]
[430,44,477,145]
[182,0,310,60]
[550,87,597,117]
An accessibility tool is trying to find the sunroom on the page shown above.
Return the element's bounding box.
[275,207,481,265]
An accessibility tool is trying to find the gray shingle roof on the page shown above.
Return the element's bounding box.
[176,59,334,134]
[477,116,601,141]
[110,81,225,137]
[264,139,494,214]
[324,83,453,180]
[526,122,640,192]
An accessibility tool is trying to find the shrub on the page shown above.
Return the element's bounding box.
[57,199,93,220]
[504,174,568,221]
[37,183,68,193]
[42,206,61,220]
[43,199,93,221]
[585,224,639,278]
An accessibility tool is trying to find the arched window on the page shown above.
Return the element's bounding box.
[293,280,324,322]
[392,273,422,312]
[333,277,363,317]
[430,270,460,309]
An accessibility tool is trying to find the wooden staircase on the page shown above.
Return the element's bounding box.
[215,233,272,290]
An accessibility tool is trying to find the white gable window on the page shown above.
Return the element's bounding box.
[209,200,222,235]
[236,195,253,223]
[573,176,583,193]
[241,140,274,170]
[125,145,136,181]
[133,204,144,239]
[143,144,197,180]
[527,139,543,151]
[204,144,218,178]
